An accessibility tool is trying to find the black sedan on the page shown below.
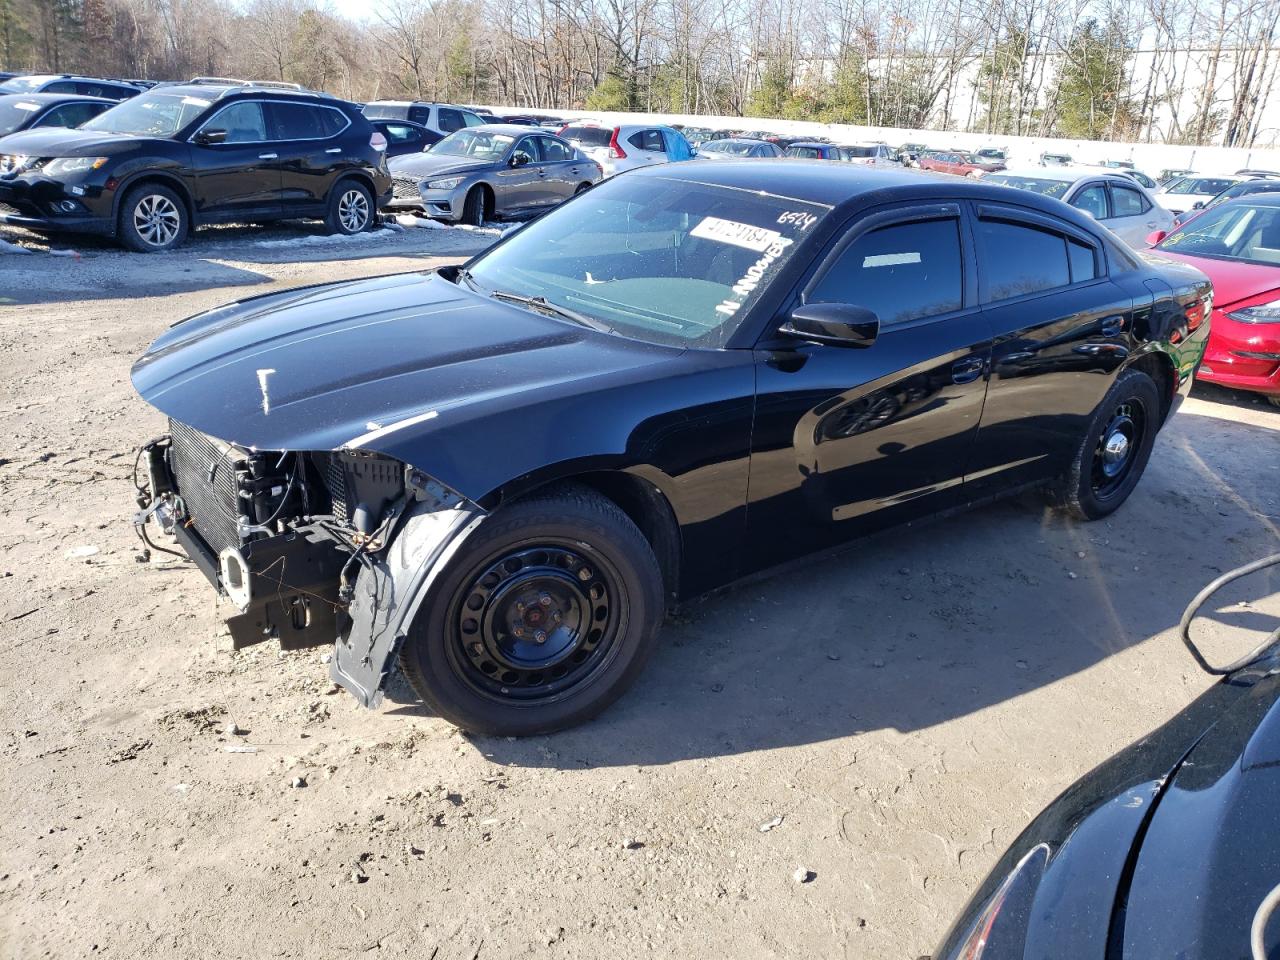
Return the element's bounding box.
[129,162,1211,736]
[934,554,1280,960]
[0,93,114,137]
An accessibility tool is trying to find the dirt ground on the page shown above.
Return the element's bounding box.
[2,223,1278,960]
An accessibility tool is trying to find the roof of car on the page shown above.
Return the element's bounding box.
[152,81,347,104]
[1220,191,1280,207]
[470,123,563,136]
[786,141,833,148]
[637,160,1130,238]
[995,167,1131,184]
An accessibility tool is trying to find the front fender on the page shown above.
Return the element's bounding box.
[331,498,486,707]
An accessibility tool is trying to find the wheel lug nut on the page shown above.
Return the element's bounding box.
[534,630,547,644]
[515,601,525,613]
[539,594,552,607]
[577,567,593,581]
[513,626,524,638]
[552,611,562,623]
[470,642,483,656]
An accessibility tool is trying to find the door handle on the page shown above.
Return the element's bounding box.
[1100,315,1124,337]
[258,152,278,160]
[325,147,342,154]
[951,356,985,385]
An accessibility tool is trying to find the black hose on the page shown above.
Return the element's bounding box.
[1179,553,1280,675]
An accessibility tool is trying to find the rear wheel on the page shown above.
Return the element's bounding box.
[574,182,592,195]
[118,184,188,252]
[398,485,664,736]
[1050,368,1160,520]
[1267,395,1280,409]
[325,180,373,235]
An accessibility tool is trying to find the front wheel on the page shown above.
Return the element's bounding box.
[1050,367,1160,520]
[118,184,188,252]
[325,180,374,235]
[398,485,664,736]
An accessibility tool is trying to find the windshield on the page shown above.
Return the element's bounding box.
[0,98,41,135]
[1159,201,1280,265]
[1166,177,1236,195]
[431,129,514,159]
[843,146,876,158]
[786,146,822,159]
[465,175,829,348]
[0,76,50,94]
[81,92,210,136]
[983,174,1071,199]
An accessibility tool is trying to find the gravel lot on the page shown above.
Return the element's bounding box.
[2,223,1278,960]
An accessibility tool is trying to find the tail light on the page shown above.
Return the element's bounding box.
[608,127,627,159]
[370,131,387,153]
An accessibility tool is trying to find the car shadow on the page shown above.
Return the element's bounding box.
[385,404,1280,769]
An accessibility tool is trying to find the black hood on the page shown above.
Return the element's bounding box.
[388,152,495,179]
[131,271,681,499]
[0,125,150,157]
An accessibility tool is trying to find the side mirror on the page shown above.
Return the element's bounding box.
[510,153,530,167]
[194,128,227,145]
[1192,200,1204,209]
[1145,230,1168,246]
[780,302,879,348]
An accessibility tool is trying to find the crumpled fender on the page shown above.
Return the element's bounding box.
[330,498,487,707]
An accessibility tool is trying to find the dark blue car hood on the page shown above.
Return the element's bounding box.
[131,271,681,499]
[0,125,158,156]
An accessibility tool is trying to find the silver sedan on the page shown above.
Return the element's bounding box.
[386,124,602,226]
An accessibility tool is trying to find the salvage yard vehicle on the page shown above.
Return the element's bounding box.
[783,141,844,160]
[385,124,601,225]
[369,118,441,157]
[984,168,1173,247]
[557,122,694,177]
[0,78,391,250]
[919,150,1007,177]
[0,92,114,137]
[0,73,144,101]
[361,100,486,137]
[131,161,1211,736]
[695,137,783,159]
[934,554,1280,960]
[1146,193,1280,405]
[1153,174,1245,216]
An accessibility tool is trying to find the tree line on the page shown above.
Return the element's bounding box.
[2,0,1278,146]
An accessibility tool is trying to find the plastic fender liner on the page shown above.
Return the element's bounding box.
[330,499,486,707]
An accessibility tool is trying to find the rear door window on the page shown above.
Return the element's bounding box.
[437,108,466,132]
[539,136,573,161]
[976,218,1073,301]
[560,125,612,148]
[1111,184,1150,216]
[808,217,964,326]
[267,102,348,141]
[628,129,664,152]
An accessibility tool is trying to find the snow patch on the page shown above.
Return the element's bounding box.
[252,227,402,250]
[0,237,32,255]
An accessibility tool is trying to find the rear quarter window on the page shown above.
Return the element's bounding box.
[977,219,1072,300]
[560,125,612,148]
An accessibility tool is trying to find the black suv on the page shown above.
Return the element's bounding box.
[0,79,392,251]
[0,74,144,101]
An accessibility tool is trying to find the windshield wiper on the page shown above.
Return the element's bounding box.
[489,290,613,333]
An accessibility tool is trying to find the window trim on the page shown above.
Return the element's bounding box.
[973,202,1106,306]
[1107,181,1152,218]
[799,202,974,332]
[190,98,351,145]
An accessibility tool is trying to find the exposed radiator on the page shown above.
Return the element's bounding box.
[167,419,244,557]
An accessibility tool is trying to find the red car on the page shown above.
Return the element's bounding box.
[918,150,1006,177]
[1147,193,1280,405]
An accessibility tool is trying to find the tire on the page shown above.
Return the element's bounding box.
[574,182,592,195]
[398,484,664,736]
[460,185,488,227]
[1050,367,1161,520]
[117,183,187,252]
[1267,395,1280,409]
[325,179,373,235]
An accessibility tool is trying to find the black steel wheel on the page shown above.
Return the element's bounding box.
[1051,367,1161,520]
[449,542,624,701]
[1089,399,1147,501]
[398,484,664,736]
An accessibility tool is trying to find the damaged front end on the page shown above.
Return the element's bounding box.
[133,418,484,707]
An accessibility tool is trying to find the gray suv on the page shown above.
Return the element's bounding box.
[386,124,602,225]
